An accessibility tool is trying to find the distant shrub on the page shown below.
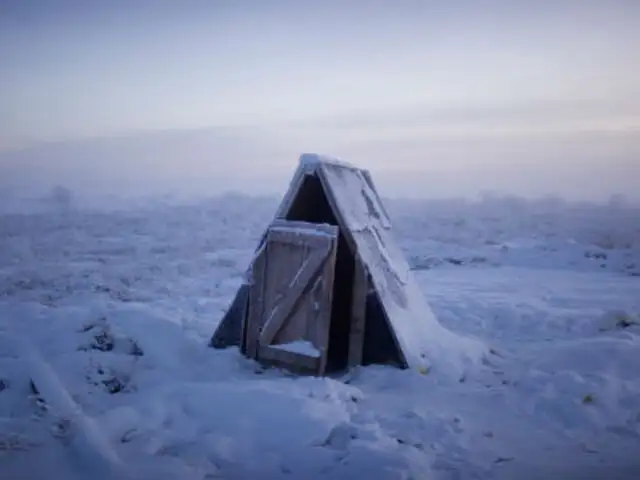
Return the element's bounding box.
[47,185,74,210]
[607,194,629,209]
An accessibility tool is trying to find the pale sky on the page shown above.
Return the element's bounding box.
[1,0,639,200]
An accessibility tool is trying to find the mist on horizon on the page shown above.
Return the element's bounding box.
[1,1,638,203]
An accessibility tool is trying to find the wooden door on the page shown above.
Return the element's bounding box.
[244,220,338,375]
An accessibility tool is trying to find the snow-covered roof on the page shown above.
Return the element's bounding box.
[316,161,485,374]
[298,152,358,171]
[275,153,370,221]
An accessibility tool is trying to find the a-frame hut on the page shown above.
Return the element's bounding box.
[210,154,485,377]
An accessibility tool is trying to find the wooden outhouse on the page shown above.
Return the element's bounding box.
[210,154,474,376]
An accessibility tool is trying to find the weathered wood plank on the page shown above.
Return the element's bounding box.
[259,243,330,345]
[261,239,298,331]
[274,275,318,346]
[302,275,324,346]
[245,245,268,360]
[266,239,301,343]
[267,228,333,249]
[267,239,309,345]
[258,345,320,373]
[237,287,249,355]
[315,237,337,375]
[270,219,338,238]
[361,169,392,229]
[348,253,368,367]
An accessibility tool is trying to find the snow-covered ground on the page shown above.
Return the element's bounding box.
[1,196,639,479]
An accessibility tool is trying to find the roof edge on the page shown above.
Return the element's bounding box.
[299,153,359,172]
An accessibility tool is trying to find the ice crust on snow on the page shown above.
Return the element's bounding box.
[17,334,129,480]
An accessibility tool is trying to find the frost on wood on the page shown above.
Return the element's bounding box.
[269,222,337,239]
[271,340,321,358]
[299,152,356,171]
[320,163,391,232]
[244,241,267,286]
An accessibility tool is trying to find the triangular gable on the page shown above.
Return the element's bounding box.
[210,157,344,353]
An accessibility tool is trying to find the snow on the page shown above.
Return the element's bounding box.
[16,333,129,480]
[298,152,356,171]
[271,340,321,358]
[1,194,640,479]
